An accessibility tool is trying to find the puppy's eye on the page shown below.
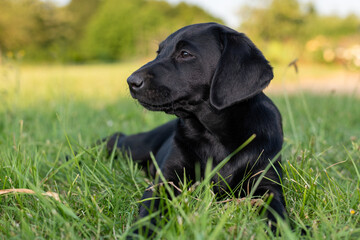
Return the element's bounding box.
[179,50,193,59]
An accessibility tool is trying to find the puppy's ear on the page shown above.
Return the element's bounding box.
[209,28,273,110]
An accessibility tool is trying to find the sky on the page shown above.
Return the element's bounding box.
[52,0,360,28]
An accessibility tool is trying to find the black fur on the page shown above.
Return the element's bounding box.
[106,23,285,237]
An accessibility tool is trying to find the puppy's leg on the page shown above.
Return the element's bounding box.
[131,153,187,238]
[104,119,178,166]
[132,187,162,238]
[134,180,183,238]
[251,180,286,233]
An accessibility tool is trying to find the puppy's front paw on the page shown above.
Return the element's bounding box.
[105,132,126,154]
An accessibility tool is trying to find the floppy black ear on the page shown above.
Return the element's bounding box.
[209,28,273,110]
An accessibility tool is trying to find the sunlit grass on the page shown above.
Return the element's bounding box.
[0,61,359,239]
[1,60,150,108]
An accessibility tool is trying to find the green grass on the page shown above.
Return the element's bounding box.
[0,62,359,239]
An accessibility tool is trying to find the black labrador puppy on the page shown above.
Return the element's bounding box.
[106,22,285,235]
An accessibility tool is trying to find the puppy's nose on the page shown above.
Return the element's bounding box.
[127,75,144,91]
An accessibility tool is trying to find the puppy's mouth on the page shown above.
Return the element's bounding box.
[137,98,204,118]
[137,100,175,113]
[130,86,177,113]
[131,87,202,116]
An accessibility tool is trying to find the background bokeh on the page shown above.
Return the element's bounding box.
[0,0,359,69]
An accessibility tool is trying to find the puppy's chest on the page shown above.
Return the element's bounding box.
[181,134,230,165]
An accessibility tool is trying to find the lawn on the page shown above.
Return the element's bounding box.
[0,61,359,239]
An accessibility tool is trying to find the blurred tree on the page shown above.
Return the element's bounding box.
[0,0,72,60]
[82,0,222,61]
[240,0,304,41]
[67,0,102,30]
[240,0,360,42]
[239,0,360,64]
[63,0,102,61]
[0,0,220,62]
[0,0,221,62]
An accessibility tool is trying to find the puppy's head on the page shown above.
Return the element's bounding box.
[127,22,273,115]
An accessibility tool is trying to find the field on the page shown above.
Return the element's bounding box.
[0,61,359,239]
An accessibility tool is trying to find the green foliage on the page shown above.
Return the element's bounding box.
[0,0,221,62]
[240,0,360,66]
[64,0,102,61]
[0,0,72,61]
[241,0,304,41]
[82,0,221,61]
[80,0,139,61]
[241,0,360,42]
[66,0,102,36]
[1,0,359,64]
